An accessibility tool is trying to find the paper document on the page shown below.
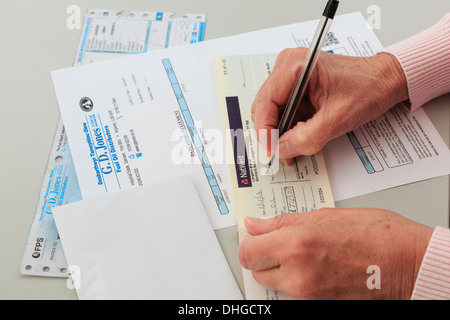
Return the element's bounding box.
[75,10,206,64]
[52,12,385,231]
[53,175,243,300]
[215,54,336,300]
[323,105,450,201]
[52,53,236,230]
[21,9,206,277]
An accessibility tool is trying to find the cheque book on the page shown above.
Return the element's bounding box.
[215,54,335,300]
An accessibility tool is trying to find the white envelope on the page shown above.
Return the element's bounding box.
[53,175,242,300]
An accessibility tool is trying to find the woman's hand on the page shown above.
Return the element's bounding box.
[251,48,408,163]
[238,208,433,299]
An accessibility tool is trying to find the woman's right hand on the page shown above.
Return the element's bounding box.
[251,48,409,163]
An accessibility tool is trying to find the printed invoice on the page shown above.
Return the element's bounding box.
[52,12,387,230]
[20,10,207,277]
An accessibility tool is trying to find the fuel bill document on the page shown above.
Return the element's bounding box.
[20,9,206,277]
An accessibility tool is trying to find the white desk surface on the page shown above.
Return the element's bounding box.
[1,0,449,299]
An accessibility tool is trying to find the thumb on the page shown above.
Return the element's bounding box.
[244,213,304,236]
[277,113,331,159]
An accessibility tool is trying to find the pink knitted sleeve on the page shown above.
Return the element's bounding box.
[381,14,450,300]
[381,13,450,112]
[411,227,450,300]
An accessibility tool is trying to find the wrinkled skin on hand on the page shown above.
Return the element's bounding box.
[251,48,409,163]
[238,208,433,300]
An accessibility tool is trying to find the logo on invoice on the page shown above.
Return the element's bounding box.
[79,97,94,112]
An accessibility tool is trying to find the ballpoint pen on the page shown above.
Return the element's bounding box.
[266,0,339,173]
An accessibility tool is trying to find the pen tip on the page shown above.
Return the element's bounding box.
[265,161,272,175]
[265,154,276,175]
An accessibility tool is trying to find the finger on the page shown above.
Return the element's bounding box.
[251,267,285,292]
[278,111,332,158]
[238,232,284,271]
[250,52,290,125]
[251,48,307,128]
[252,77,287,132]
[252,49,310,156]
[244,213,306,236]
[250,75,286,157]
[252,268,309,300]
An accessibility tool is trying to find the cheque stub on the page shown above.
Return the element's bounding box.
[215,54,336,300]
